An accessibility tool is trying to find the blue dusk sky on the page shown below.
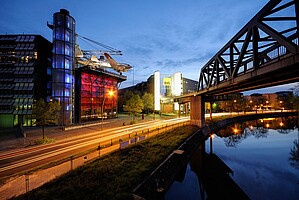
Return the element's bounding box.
[0,0,297,93]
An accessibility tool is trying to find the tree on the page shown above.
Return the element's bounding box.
[236,97,247,113]
[250,93,266,110]
[118,91,134,112]
[142,92,154,114]
[289,138,299,169]
[33,98,61,139]
[291,84,299,111]
[276,91,294,110]
[124,94,144,121]
[211,102,220,112]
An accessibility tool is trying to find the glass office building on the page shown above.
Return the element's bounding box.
[0,35,52,127]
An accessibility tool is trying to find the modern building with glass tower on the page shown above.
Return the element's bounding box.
[47,9,76,126]
[0,9,127,129]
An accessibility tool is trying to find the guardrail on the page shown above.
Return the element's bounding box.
[99,120,191,150]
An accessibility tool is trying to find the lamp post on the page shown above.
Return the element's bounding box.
[279,100,283,112]
[101,90,114,130]
[233,99,237,115]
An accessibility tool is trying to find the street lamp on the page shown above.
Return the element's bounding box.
[233,99,237,114]
[101,90,114,130]
[266,100,269,110]
[279,100,283,112]
[109,90,114,118]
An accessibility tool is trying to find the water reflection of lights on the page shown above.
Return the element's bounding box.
[266,123,270,128]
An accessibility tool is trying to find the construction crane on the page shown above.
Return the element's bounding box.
[75,35,132,74]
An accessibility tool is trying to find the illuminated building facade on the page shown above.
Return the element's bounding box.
[48,9,76,126]
[0,34,52,127]
[75,67,126,123]
[0,9,127,128]
[119,71,198,113]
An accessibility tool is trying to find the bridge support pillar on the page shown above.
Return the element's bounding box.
[190,95,205,127]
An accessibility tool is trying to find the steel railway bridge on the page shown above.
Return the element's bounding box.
[179,0,299,126]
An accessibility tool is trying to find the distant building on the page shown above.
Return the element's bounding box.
[119,71,198,113]
[0,34,52,127]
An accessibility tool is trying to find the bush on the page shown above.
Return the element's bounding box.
[130,120,138,125]
[35,137,55,145]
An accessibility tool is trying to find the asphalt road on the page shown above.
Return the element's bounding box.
[0,116,190,178]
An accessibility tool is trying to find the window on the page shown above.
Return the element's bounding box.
[29,36,35,42]
[54,55,64,68]
[24,36,30,42]
[65,59,70,69]
[55,41,64,54]
[65,30,70,42]
[65,44,70,56]
[55,28,64,40]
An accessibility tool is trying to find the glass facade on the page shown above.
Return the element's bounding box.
[0,35,52,128]
[75,69,124,123]
[51,9,76,126]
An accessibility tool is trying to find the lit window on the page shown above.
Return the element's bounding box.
[65,45,70,56]
[65,59,70,69]
[65,31,70,42]
[29,36,35,42]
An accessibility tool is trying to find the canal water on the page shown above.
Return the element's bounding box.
[166,116,299,200]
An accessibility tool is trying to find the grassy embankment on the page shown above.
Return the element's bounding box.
[12,125,199,200]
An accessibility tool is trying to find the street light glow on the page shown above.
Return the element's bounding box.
[109,90,114,96]
[233,128,238,134]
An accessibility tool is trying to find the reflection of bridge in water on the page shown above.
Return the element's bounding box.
[175,0,299,127]
[190,148,250,200]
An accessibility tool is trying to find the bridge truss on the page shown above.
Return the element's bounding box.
[198,0,299,95]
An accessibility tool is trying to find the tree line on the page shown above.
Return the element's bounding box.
[121,91,154,121]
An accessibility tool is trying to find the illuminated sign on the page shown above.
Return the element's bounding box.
[163,78,171,86]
